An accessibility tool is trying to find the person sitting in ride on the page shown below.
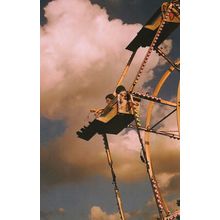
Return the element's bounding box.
[90,93,116,117]
[115,85,130,112]
[105,93,116,105]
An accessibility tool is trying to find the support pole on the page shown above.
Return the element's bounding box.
[130,94,170,219]
[102,134,126,220]
[155,47,180,71]
[149,109,177,130]
[116,50,137,87]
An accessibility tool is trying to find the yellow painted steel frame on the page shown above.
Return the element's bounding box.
[144,60,180,219]
[102,134,126,220]
[177,82,180,136]
[129,2,175,93]
[116,51,137,89]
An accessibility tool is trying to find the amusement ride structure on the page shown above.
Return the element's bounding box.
[76,1,180,219]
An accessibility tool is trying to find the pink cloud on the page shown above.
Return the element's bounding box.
[41,0,178,190]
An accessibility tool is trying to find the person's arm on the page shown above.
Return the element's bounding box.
[90,108,104,117]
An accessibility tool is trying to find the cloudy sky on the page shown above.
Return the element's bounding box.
[40,0,180,219]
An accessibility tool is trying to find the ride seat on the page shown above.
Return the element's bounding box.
[76,96,140,141]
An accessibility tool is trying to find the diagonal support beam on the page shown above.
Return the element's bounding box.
[155,47,180,71]
[102,134,126,220]
[149,109,177,130]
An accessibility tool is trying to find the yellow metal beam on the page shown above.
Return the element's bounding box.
[116,51,136,89]
[177,82,180,136]
[102,134,126,220]
[159,99,177,107]
[144,59,180,218]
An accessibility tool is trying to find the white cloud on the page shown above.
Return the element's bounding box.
[41,0,179,188]
[89,206,130,220]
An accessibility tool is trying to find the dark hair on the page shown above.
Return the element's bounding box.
[105,94,115,100]
[115,85,126,94]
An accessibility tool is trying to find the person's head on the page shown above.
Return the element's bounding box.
[116,85,126,94]
[105,93,115,104]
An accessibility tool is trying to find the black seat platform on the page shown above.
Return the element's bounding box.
[76,96,140,141]
[76,113,134,141]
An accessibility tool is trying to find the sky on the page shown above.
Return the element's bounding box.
[40,0,180,219]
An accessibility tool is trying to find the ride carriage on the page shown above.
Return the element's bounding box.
[76,94,141,141]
